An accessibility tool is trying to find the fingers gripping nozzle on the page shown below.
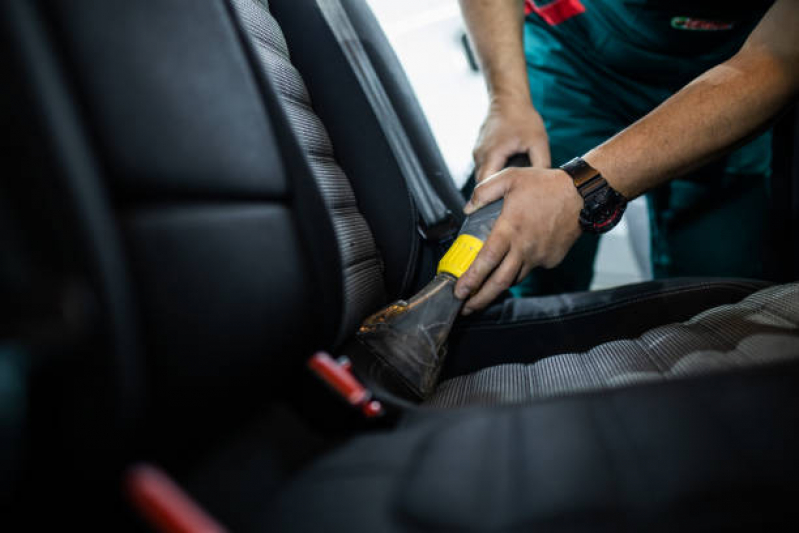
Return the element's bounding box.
[437,199,503,278]
[357,199,503,400]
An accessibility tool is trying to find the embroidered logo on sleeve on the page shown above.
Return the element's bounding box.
[670,17,735,31]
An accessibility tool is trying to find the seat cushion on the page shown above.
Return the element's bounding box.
[441,277,771,381]
[430,282,799,407]
[267,357,799,532]
[264,282,799,531]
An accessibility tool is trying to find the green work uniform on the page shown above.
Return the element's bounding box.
[514,0,775,297]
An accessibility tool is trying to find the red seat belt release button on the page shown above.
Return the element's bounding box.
[308,351,384,418]
[125,463,228,533]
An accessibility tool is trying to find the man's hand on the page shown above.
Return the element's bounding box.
[454,167,583,314]
[458,0,547,180]
[474,99,551,183]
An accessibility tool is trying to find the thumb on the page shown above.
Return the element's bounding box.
[464,171,511,214]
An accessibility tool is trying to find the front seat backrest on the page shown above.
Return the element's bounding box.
[21,0,343,453]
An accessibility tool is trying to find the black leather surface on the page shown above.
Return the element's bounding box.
[124,205,314,419]
[442,278,770,380]
[6,0,799,530]
[269,359,799,532]
[42,0,288,201]
[29,0,338,467]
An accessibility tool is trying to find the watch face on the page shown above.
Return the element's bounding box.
[579,188,627,234]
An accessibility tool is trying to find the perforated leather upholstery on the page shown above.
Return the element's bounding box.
[269,356,799,533]
[232,0,385,340]
[5,0,799,530]
[430,282,799,406]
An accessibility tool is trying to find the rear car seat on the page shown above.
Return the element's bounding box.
[2,0,798,530]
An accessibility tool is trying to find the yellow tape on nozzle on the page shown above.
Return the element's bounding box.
[437,234,484,278]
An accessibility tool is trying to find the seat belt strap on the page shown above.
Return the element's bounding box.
[315,0,455,240]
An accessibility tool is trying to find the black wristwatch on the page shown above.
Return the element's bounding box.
[559,157,628,234]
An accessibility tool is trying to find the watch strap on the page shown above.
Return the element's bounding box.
[559,157,628,234]
[560,157,600,189]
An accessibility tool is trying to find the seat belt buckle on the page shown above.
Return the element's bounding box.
[308,351,384,418]
[417,210,459,243]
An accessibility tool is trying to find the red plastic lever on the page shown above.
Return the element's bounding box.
[125,463,228,533]
[308,351,383,418]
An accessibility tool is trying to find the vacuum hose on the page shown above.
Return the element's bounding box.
[357,199,503,399]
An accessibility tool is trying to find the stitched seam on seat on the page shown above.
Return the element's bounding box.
[523,365,534,404]
[684,295,799,371]
[273,89,316,112]
[690,320,747,359]
[431,286,799,407]
[470,284,758,330]
[754,301,799,327]
[427,357,799,413]
[306,152,340,164]
[456,283,762,332]
[577,349,609,393]
[327,197,359,211]
[250,31,291,61]
[633,336,666,376]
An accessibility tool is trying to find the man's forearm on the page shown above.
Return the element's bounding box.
[583,0,799,199]
[459,0,530,104]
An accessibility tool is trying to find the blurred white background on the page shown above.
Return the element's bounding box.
[366,0,651,289]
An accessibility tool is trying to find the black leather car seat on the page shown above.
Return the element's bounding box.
[237,0,799,402]
[199,0,799,529]
[2,0,799,530]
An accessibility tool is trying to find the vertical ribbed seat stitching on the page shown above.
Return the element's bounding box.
[572,350,605,391]
[428,282,799,407]
[691,309,766,359]
[276,92,321,114]
[753,301,799,328]
[250,31,291,59]
[231,0,386,339]
[631,334,669,376]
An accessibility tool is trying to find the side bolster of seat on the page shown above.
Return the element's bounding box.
[442,278,771,380]
[337,0,469,293]
[228,0,385,343]
[269,0,462,299]
[268,0,420,299]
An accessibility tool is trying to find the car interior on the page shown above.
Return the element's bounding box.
[2,0,799,530]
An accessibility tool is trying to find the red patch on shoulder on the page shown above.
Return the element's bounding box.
[525,0,586,26]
